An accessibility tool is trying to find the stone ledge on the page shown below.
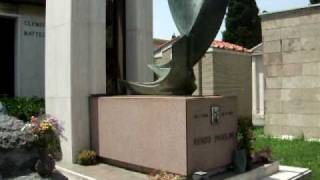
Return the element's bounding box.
[207,161,279,180]
[57,161,312,180]
[56,162,148,180]
[262,166,312,180]
[260,4,320,21]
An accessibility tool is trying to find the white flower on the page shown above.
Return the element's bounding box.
[21,123,32,132]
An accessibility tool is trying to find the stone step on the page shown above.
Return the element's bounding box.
[262,166,312,180]
[56,162,148,180]
[56,162,312,180]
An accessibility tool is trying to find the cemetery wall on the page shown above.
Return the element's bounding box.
[261,4,320,138]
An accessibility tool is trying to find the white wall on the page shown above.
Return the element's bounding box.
[16,15,45,97]
[46,0,106,163]
[0,3,45,98]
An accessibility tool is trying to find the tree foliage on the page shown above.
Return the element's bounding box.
[310,0,320,4]
[223,0,262,49]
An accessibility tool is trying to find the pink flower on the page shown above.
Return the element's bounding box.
[46,115,64,136]
[31,116,39,127]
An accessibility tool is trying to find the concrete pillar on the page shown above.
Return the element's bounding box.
[126,0,153,82]
[45,0,106,163]
[198,59,203,96]
[258,57,265,115]
[252,57,257,115]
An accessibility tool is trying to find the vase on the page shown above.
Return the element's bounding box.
[35,147,55,177]
[233,149,247,173]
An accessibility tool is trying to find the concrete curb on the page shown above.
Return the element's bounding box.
[56,165,96,180]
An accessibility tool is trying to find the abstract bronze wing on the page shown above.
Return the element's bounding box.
[120,0,228,95]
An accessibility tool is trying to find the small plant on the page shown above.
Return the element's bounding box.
[21,115,64,177]
[296,133,305,141]
[76,150,97,166]
[252,147,272,165]
[21,115,64,148]
[149,171,184,180]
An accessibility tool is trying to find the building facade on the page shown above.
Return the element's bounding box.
[0,0,153,98]
[261,4,320,138]
[0,0,45,97]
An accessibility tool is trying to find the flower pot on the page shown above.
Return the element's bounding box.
[233,149,247,173]
[35,148,55,177]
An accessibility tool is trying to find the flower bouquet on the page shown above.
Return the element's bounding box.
[22,115,64,177]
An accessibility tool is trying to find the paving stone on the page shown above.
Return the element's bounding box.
[265,101,282,113]
[263,53,282,65]
[281,88,320,101]
[282,76,320,89]
[263,29,281,41]
[280,17,301,28]
[281,27,300,39]
[300,13,320,24]
[283,50,320,64]
[265,89,281,101]
[262,20,280,30]
[282,101,320,114]
[266,114,320,128]
[266,65,282,77]
[266,78,282,89]
[302,63,320,75]
[282,38,301,52]
[299,23,320,37]
[282,64,302,76]
[263,41,281,53]
[301,37,320,51]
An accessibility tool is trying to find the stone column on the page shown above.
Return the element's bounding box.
[258,57,265,115]
[252,57,257,115]
[45,0,106,163]
[126,0,153,82]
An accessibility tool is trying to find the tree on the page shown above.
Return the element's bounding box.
[223,0,262,49]
[310,0,320,4]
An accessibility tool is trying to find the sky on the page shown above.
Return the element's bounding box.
[153,0,310,40]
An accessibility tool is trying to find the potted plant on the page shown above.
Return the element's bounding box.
[22,115,63,177]
[233,117,255,173]
[76,150,98,166]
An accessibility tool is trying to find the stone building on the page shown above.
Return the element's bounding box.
[261,4,320,138]
[0,0,45,97]
[154,39,252,117]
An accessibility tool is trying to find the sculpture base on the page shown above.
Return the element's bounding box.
[90,96,237,176]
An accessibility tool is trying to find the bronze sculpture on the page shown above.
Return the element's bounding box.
[121,0,228,95]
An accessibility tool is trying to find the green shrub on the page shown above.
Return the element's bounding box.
[76,150,97,166]
[0,97,45,122]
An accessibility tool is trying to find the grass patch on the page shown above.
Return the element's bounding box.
[254,128,320,179]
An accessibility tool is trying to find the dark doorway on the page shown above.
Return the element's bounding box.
[0,17,15,97]
[106,0,126,95]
